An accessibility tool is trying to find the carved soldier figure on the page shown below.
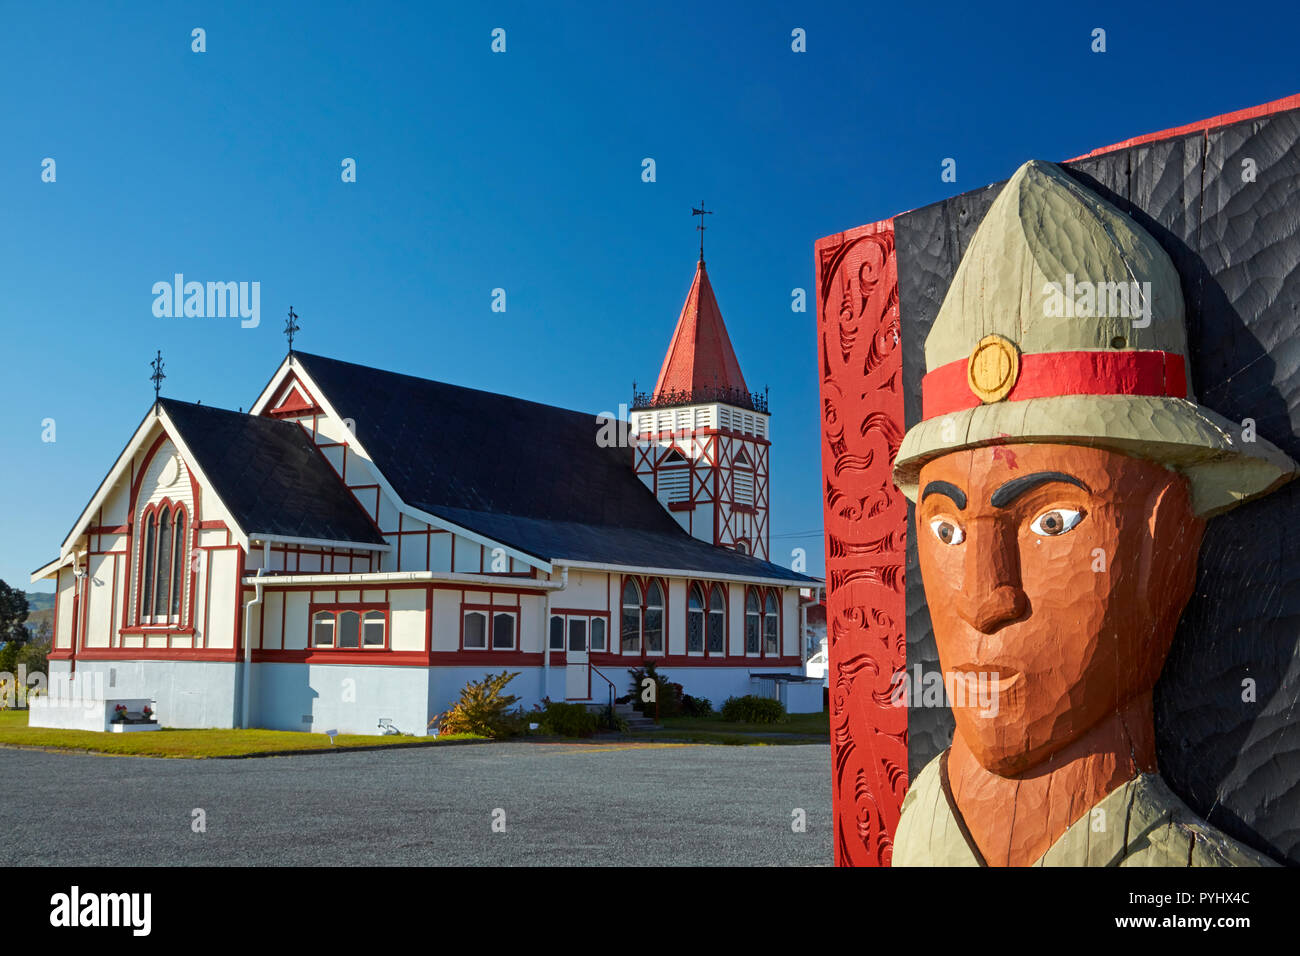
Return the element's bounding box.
[890,160,1296,866]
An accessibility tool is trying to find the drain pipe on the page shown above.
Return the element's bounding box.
[542,566,569,698]
[240,540,270,728]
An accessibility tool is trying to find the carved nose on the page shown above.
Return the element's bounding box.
[956,519,1028,634]
[959,584,1028,634]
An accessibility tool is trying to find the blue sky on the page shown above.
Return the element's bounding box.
[2,0,1298,589]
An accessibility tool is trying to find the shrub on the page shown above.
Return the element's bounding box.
[537,700,599,738]
[680,694,713,717]
[626,661,682,718]
[720,694,786,724]
[596,707,629,733]
[435,671,523,738]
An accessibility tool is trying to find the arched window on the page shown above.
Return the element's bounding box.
[153,509,172,619]
[140,514,157,616]
[463,611,487,649]
[644,580,664,654]
[708,585,726,654]
[312,610,335,647]
[687,584,705,654]
[621,580,642,653]
[171,511,186,616]
[311,606,388,649]
[764,592,780,655]
[745,589,762,655]
[138,502,189,626]
[492,612,516,649]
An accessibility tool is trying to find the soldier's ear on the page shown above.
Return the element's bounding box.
[1142,470,1204,630]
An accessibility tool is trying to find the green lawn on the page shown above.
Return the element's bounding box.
[644,709,830,744]
[0,710,484,758]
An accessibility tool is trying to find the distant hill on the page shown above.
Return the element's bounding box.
[24,592,55,612]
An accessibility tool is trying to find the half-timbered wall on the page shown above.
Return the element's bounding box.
[630,402,772,560]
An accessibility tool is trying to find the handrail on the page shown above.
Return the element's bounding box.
[589,663,617,727]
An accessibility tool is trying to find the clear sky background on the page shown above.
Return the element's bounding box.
[2,0,1298,590]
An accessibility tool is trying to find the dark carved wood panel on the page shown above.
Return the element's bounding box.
[815,222,908,866]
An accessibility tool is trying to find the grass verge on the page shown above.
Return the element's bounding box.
[0,711,484,758]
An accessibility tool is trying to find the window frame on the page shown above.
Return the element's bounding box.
[460,597,521,652]
[309,604,391,651]
[763,591,780,657]
[707,583,727,657]
[621,579,642,655]
[135,498,192,629]
[620,576,668,657]
[686,583,706,656]
[744,588,763,657]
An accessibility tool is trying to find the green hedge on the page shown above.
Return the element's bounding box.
[719,695,786,724]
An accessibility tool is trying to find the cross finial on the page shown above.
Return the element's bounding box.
[692,201,713,262]
[150,350,166,401]
[284,306,300,354]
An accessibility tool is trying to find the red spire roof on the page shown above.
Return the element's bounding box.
[652,259,749,401]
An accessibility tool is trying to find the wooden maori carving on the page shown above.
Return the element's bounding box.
[815,221,908,866]
[888,160,1296,866]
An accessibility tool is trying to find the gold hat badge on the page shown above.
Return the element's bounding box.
[966,334,1021,403]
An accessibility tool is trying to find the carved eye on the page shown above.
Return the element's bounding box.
[1030,508,1083,537]
[929,518,965,546]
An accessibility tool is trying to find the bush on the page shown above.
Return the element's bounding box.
[720,695,786,724]
[435,671,523,738]
[537,700,599,737]
[680,694,713,717]
[596,707,629,733]
[626,661,682,718]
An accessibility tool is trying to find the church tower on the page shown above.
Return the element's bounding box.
[630,257,771,559]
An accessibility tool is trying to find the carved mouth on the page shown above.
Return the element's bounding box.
[947,666,1023,715]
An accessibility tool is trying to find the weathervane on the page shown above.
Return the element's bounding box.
[284,306,300,354]
[150,350,165,400]
[692,201,713,262]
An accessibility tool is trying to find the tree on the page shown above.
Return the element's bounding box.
[0,580,29,648]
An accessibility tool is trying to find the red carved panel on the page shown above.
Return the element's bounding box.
[815,220,909,867]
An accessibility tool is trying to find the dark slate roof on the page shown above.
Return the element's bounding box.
[291,352,815,582]
[159,398,385,546]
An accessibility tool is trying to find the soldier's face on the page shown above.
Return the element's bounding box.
[915,443,1204,776]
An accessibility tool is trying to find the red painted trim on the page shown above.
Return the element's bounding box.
[307,601,391,651]
[253,649,430,665]
[921,349,1187,419]
[1068,93,1300,161]
[75,647,241,662]
[120,626,197,636]
[458,596,520,651]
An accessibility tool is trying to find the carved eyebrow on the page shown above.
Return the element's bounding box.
[990,471,1091,508]
[921,480,967,510]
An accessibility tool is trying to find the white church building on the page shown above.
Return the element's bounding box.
[31,258,818,735]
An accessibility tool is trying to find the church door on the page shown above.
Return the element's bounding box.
[564,617,590,700]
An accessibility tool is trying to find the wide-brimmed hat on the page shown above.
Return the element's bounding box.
[893,159,1296,518]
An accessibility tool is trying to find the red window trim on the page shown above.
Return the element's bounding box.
[548,610,612,656]
[309,603,390,651]
[619,575,668,657]
[685,580,729,658]
[743,586,782,658]
[133,497,194,631]
[460,602,520,652]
